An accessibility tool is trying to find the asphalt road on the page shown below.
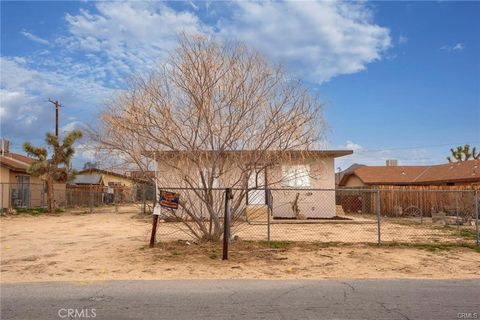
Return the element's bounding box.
[1,280,479,320]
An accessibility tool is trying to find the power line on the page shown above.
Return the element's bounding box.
[48,99,62,137]
[352,141,480,153]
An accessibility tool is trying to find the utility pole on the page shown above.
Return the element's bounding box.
[48,99,61,137]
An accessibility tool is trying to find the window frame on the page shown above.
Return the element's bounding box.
[281,164,311,188]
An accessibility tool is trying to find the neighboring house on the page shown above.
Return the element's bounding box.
[0,149,66,209]
[335,163,365,187]
[338,160,480,187]
[74,168,142,187]
[71,174,104,186]
[71,168,153,204]
[153,150,352,218]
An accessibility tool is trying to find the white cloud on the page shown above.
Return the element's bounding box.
[0,57,114,146]
[218,1,391,82]
[57,1,390,84]
[398,35,408,44]
[61,2,208,85]
[2,1,393,164]
[441,42,465,51]
[189,1,199,11]
[453,43,465,50]
[20,30,50,45]
[344,140,363,151]
[61,121,84,133]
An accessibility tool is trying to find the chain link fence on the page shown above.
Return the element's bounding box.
[1,183,478,246]
[0,182,155,214]
[151,187,479,246]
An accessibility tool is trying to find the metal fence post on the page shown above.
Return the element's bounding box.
[222,188,232,260]
[266,188,272,243]
[475,190,479,246]
[267,204,271,243]
[142,184,147,215]
[455,192,459,230]
[376,190,381,245]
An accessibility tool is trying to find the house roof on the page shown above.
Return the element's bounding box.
[0,152,35,173]
[335,163,366,185]
[148,149,353,159]
[79,168,149,183]
[72,174,103,185]
[338,160,480,186]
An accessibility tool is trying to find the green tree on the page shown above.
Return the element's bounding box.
[447,144,480,162]
[23,131,83,213]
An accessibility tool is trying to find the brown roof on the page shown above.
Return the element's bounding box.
[339,160,480,186]
[0,152,35,173]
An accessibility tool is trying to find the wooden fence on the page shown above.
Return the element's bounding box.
[372,185,478,217]
[63,184,153,207]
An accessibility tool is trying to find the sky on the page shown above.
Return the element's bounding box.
[1,1,479,170]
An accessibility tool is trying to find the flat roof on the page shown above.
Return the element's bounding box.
[147,149,353,159]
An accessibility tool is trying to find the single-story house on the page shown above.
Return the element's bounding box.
[75,168,142,187]
[338,160,480,187]
[1,149,66,209]
[152,149,352,218]
[335,163,365,187]
[70,168,153,204]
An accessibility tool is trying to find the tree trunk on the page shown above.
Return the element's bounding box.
[46,177,56,214]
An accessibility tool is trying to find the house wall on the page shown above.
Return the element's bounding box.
[1,167,67,209]
[8,171,44,207]
[342,175,366,188]
[266,157,336,218]
[79,172,135,188]
[155,156,338,218]
[100,174,136,187]
[1,166,10,209]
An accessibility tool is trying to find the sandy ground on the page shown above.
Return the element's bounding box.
[1,211,479,283]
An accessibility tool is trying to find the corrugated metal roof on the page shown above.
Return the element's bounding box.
[72,174,103,185]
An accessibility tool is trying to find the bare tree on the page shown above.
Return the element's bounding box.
[92,34,326,241]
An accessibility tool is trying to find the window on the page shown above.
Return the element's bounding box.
[282,165,310,187]
[199,168,220,188]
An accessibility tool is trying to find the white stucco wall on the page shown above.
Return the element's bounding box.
[267,157,336,218]
[155,155,338,219]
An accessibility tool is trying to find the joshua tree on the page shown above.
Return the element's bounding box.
[447,144,480,162]
[23,131,83,213]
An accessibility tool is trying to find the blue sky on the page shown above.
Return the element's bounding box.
[1,1,479,170]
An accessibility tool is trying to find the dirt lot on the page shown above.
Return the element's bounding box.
[1,211,479,283]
